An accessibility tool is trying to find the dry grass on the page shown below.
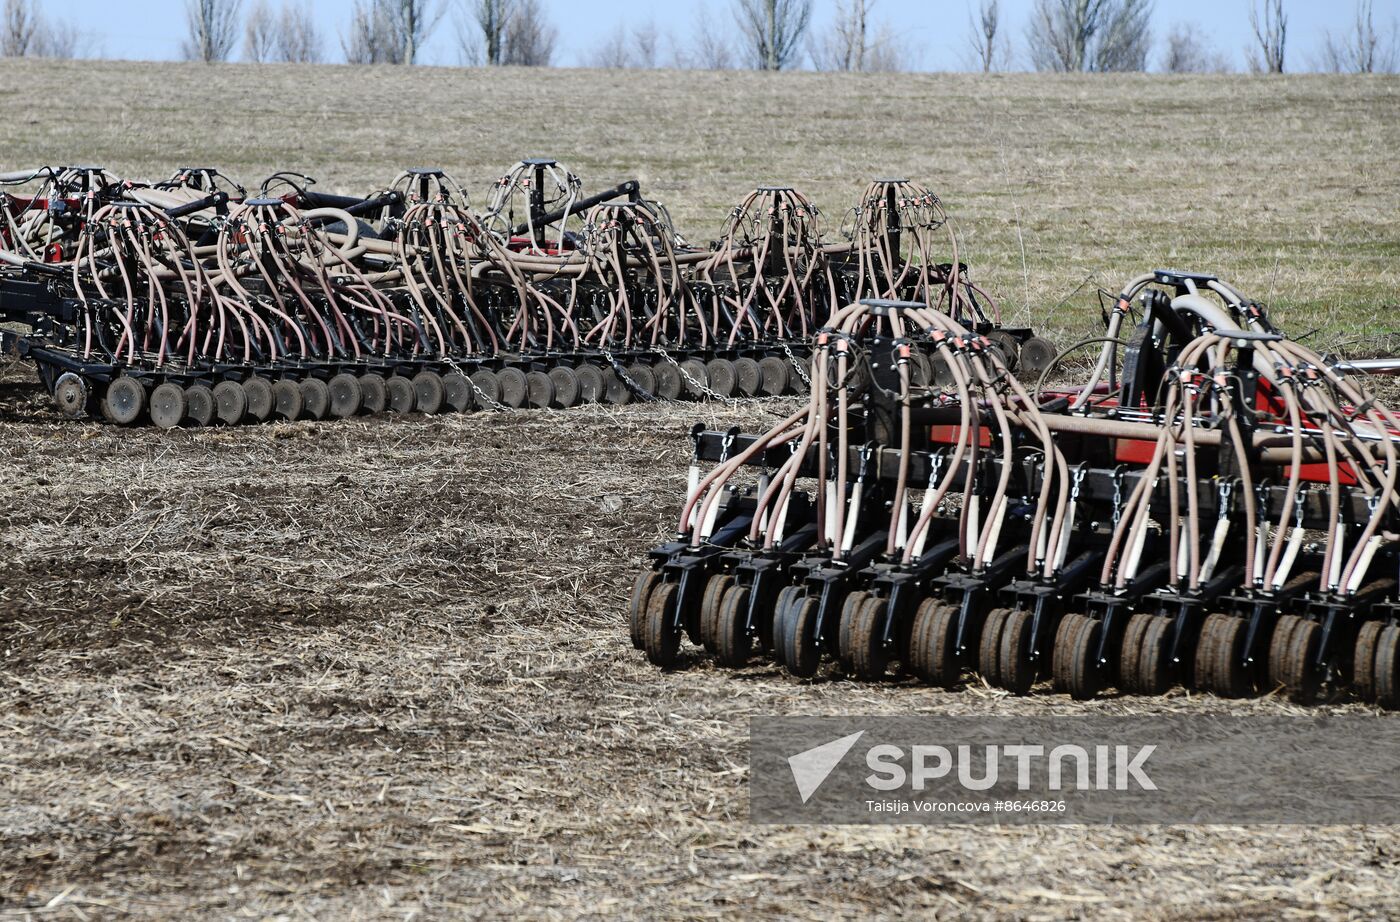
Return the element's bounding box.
[2,60,1400,920]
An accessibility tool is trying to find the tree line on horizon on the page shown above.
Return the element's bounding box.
[1,0,1396,75]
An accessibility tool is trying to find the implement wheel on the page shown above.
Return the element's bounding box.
[909,598,960,687]
[625,363,656,397]
[848,596,890,681]
[979,607,1012,686]
[359,373,387,414]
[1121,611,1154,693]
[705,358,736,398]
[212,380,247,425]
[442,371,473,412]
[184,384,215,427]
[271,379,303,421]
[601,368,631,405]
[758,356,789,396]
[1136,615,1174,695]
[242,377,273,422]
[54,372,90,418]
[732,357,761,397]
[299,378,330,420]
[652,361,683,401]
[496,368,528,408]
[524,370,554,409]
[150,382,187,429]
[679,359,709,398]
[781,594,822,678]
[1374,625,1400,709]
[714,583,754,668]
[469,370,500,408]
[328,373,364,418]
[838,590,870,672]
[413,371,446,414]
[629,569,660,650]
[548,366,580,408]
[999,609,1038,695]
[1354,620,1385,703]
[575,364,604,403]
[699,573,735,652]
[643,581,682,667]
[102,376,146,426]
[1279,617,1322,704]
[385,374,416,413]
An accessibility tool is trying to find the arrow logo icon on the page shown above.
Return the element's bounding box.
[788,730,865,804]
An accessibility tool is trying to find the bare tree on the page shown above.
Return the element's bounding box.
[182,0,243,62]
[501,0,554,66]
[1027,0,1152,72]
[391,0,442,65]
[676,3,736,69]
[965,0,1011,72]
[1318,0,1398,73]
[34,19,81,58]
[1,0,39,56]
[244,0,275,61]
[810,0,905,72]
[588,20,663,69]
[1247,0,1286,73]
[276,0,322,62]
[344,0,396,63]
[1161,21,1231,72]
[344,0,440,64]
[458,0,514,65]
[734,0,811,70]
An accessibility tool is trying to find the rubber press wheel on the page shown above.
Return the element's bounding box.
[848,596,891,681]
[271,379,303,421]
[643,581,682,668]
[652,361,683,401]
[601,368,632,406]
[442,371,473,412]
[625,363,656,397]
[758,356,790,396]
[1121,611,1156,694]
[497,368,528,408]
[328,373,364,418]
[525,370,554,409]
[714,583,754,668]
[781,595,822,678]
[358,373,387,414]
[732,357,761,397]
[979,607,1012,686]
[101,377,146,426]
[1065,616,1105,700]
[212,380,247,425]
[699,573,736,652]
[385,375,416,413]
[998,609,1039,695]
[705,359,737,398]
[548,366,580,408]
[183,384,215,427]
[1374,625,1400,709]
[1354,620,1385,703]
[242,377,274,422]
[469,370,501,408]
[908,598,960,688]
[629,569,660,650]
[149,382,187,429]
[838,590,871,672]
[679,359,709,398]
[299,378,330,420]
[1136,615,1175,696]
[412,371,445,414]
[575,365,604,403]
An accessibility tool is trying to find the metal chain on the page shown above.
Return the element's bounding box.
[442,354,509,412]
[658,350,740,406]
[601,349,657,402]
[781,342,812,389]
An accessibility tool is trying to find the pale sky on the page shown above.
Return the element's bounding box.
[44,0,1400,71]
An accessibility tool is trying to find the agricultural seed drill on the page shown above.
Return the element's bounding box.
[631,271,1400,708]
[0,163,1049,426]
